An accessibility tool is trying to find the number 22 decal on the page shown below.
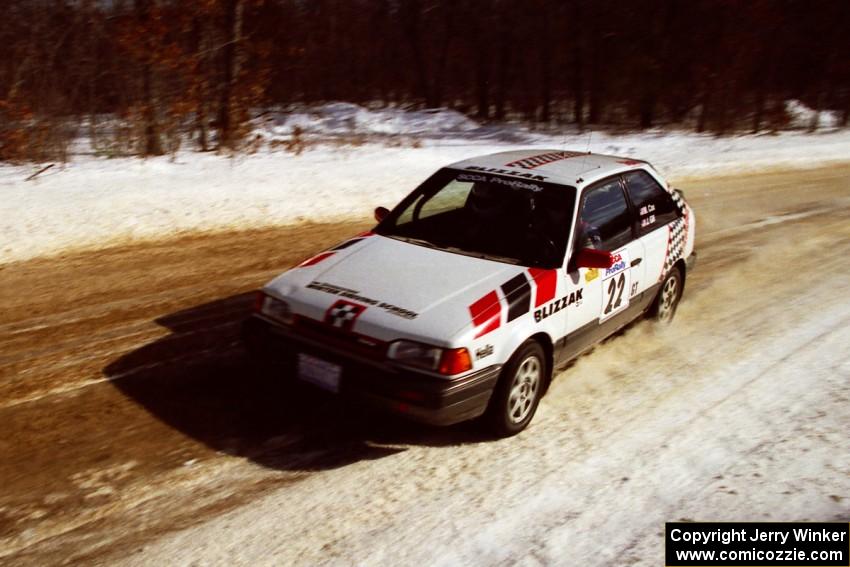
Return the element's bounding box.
[599,257,631,321]
[604,273,626,315]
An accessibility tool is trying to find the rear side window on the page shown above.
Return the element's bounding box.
[623,170,679,233]
[577,177,633,251]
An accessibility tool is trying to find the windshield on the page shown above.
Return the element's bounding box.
[375,168,576,267]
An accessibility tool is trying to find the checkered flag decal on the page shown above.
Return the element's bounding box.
[670,188,687,215]
[324,300,366,331]
[657,187,690,281]
[659,214,688,281]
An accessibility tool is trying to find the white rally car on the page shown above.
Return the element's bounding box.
[244,150,696,436]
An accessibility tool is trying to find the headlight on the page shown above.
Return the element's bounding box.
[256,292,293,324]
[387,340,472,376]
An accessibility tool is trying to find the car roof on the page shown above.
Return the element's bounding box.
[448,149,650,189]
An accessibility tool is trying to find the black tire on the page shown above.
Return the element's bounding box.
[649,267,683,323]
[484,341,547,437]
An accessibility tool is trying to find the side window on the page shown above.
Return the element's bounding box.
[577,178,633,251]
[623,170,679,233]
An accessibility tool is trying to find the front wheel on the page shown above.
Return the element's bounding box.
[484,341,547,437]
[650,268,682,323]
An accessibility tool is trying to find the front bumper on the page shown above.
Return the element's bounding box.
[242,315,501,426]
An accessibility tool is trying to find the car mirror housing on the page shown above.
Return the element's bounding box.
[374,206,390,222]
[575,248,615,269]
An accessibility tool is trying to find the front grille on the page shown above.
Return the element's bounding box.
[294,316,387,360]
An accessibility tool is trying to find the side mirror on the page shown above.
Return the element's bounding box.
[575,248,615,269]
[374,206,390,222]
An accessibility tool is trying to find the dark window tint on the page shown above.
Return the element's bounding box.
[623,170,679,233]
[577,177,633,251]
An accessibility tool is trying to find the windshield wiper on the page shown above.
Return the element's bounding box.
[394,236,442,249]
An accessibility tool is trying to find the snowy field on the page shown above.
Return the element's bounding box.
[2,102,850,264]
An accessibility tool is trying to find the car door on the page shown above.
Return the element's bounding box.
[557,176,645,362]
[622,169,682,294]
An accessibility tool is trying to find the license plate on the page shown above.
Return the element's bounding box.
[296,353,341,393]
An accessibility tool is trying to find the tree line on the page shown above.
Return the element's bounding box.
[1,0,848,161]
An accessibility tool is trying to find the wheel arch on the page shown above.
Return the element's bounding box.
[527,332,554,393]
[673,258,687,292]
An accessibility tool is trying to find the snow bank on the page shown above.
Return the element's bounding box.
[785,100,841,130]
[3,104,850,264]
[256,102,481,138]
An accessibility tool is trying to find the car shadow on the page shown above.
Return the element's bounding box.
[103,292,490,472]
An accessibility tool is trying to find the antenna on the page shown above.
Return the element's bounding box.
[578,129,593,179]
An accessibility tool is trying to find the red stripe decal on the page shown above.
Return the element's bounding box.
[469,291,501,338]
[298,251,335,267]
[528,268,557,307]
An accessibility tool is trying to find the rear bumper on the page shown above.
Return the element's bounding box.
[242,315,500,426]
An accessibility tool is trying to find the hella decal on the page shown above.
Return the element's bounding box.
[534,289,583,322]
[475,344,494,360]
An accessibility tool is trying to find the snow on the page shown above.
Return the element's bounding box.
[116,206,850,566]
[785,100,841,130]
[256,102,481,138]
[3,102,850,265]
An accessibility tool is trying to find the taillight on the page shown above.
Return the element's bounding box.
[438,348,472,375]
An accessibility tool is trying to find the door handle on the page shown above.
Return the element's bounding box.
[631,257,643,267]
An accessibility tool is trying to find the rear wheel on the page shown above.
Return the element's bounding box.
[484,341,546,437]
[650,267,682,323]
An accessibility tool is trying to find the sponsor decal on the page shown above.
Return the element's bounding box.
[604,252,628,277]
[506,151,585,170]
[469,270,556,335]
[585,267,599,283]
[469,291,501,338]
[639,203,656,216]
[324,300,366,332]
[464,165,548,181]
[459,172,545,191]
[488,176,543,192]
[298,251,335,267]
[640,214,656,228]
[630,281,639,297]
[500,273,532,323]
[600,249,632,321]
[527,268,557,307]
[534,289,583,322]
[475,344,494,360]
[307,281,418,319]
[297,233,372,267]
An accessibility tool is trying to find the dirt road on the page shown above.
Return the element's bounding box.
[1,165,849,566]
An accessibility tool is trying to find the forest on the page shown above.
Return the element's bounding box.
[1,0,849,161]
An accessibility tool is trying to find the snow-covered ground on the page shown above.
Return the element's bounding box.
[2,102,850,265]
[117,199,850,567]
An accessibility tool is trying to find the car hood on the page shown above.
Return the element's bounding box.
[263,233,527,344]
